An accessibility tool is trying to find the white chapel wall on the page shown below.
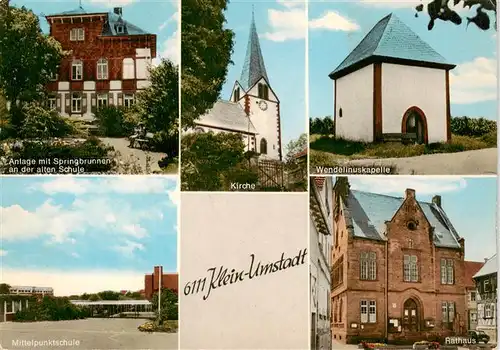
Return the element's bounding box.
[381,63,447,143]
[335,64,374,142]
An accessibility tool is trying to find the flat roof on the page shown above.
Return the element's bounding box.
[70,300,152,306]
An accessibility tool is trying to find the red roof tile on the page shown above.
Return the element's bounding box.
[464,261,484,288]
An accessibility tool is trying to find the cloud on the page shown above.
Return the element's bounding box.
[157,30,180,65]
[263,8,306,41]
[0,249,7,256]
[358,0,472,12]
[350,177,468,196]
[30,176,178,197]
[450,57,497,104]
[88,0,137,7]
[159,10,179,31]
[1,197,165,243]
[114,240,145,258]
[276,0,305,8]
[2,268,147,296]
[309,11,360,32]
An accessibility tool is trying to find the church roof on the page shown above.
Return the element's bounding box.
[330,14,455,80]
[46,8,151,36]
[473,254,497,278]
[195,101,257,134]
[239,13,269,91]
[344,190,462,249]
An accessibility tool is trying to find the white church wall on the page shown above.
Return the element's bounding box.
[239,78,280,160]
[246,78,278,103]
[381,63,447,143]
[335,64,374,142]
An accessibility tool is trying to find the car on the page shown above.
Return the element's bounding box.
[468,330,490,344]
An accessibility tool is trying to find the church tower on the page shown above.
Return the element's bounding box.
[230,11,282,161]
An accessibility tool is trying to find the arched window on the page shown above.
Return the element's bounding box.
[122,58,135,79]
[234,88,240,102]
[72,60,83,80]
[260,138,267,155]
[258,83,269,100]
[339,298,343,322]
[97,58,108,80]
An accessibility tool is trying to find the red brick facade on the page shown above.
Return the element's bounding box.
[144,266,178,300]
[332,186,467,344]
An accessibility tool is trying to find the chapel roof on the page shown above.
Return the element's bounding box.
[195,100,258,134]
[473,254,497,279]
[343,189,462,249]
[330,13,455,80]
[238,12,269,91]
[46,7,151,36]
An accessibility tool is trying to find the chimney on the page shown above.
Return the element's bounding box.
[432,195,441,207]
[113,7,122,16]
[405,188,415,199]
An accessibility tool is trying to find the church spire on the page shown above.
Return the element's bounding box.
[239,8,269,91]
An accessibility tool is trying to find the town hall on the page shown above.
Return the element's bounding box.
[191,13,283,161]
[330,14,455,144]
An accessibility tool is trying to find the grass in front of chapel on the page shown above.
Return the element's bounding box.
[309,132,497,166]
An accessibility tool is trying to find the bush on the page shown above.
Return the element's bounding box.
[7,137,115,173]
[151,130,179,158]
[481,130,497,147]
[310,117,334,135]
[94,106,134,137]
[451,116,496,137]
[138,320,178,333]
[14,296,89,322]
[19,103,75,139]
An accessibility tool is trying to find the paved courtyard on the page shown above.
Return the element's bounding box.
[0,318,177,350]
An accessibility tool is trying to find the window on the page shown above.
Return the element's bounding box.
[258,83,269,100]
[442,301,455,324]
[404,255,418,282]
[124,94,135,108]
[325,185,330,216]
[97,94,108,109]
[71,93,82,113]
[440,259,454,285]
[122,58,135,79]
[484,304,494,319]
[332,255,344,288]
[48,96,56,110]
[470,291,476,301]
[234,88,240,102]
[484,280,491,292]
[339,299,343,322]
[260,138,267,155]
[338,108,343,118]
[116,25,125,34]
[360,252,377,280]
[407,220,417,230]
[408,239,414,248]
[470,311,477,322]
[72,60,83,80]
[70,28,84,41]
[361,300,376,323]
[97,59,108,80]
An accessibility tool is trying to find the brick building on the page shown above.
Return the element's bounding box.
[144,266,178,300]
[45,6,156,121]
[464,261,484,330]
[331,177,467,344]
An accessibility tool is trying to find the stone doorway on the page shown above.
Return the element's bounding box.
[403,298,419,332]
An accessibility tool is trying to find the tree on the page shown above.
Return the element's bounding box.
[181,132,258,191]
[415,0,496,31]
[0,283,11,294]
[88,294,100,301]
[181,0,234,128]
[151,288,178,322]
[284,133,307,163]
[0,4,64,127]
[97,290,121,300]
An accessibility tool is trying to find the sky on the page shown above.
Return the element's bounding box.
[11,0,179,65]
[309,0,497,120]
[1,176,179,296]
[334,176,497,262]
[220,0,307,147]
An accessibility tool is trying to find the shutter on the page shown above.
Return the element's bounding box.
[56,93,62,113]
[82,94,87,114]
[91,93,96,113]
[118,92,123,106]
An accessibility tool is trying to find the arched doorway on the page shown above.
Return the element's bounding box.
[402,107,428,144]
[403,298,419,332]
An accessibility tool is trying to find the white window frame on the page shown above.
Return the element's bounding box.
[71,93,82,113]
[70,28,85,41]
[48,96,56,110]
[441,259,454,285]
[122,58,135,79]
[360,252,377,281]
[361,300,376,324]
[404,255,418,282]
[72,60,83,81]
[116,25,125,34]
[485,304,493,318]
[97,59,108,80]
[124,94,135,108]
[97,94,108,109]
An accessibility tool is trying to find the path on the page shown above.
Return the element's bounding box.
[99,137,168,173]
[343,148,497,175]
[0,318,177,350]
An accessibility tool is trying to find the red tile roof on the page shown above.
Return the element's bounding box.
[313,177,326,190]
[464,261,484,288]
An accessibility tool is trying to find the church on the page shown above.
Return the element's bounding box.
[330,14,455,144]
[331,177,466,344]
[191,13,282,161]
